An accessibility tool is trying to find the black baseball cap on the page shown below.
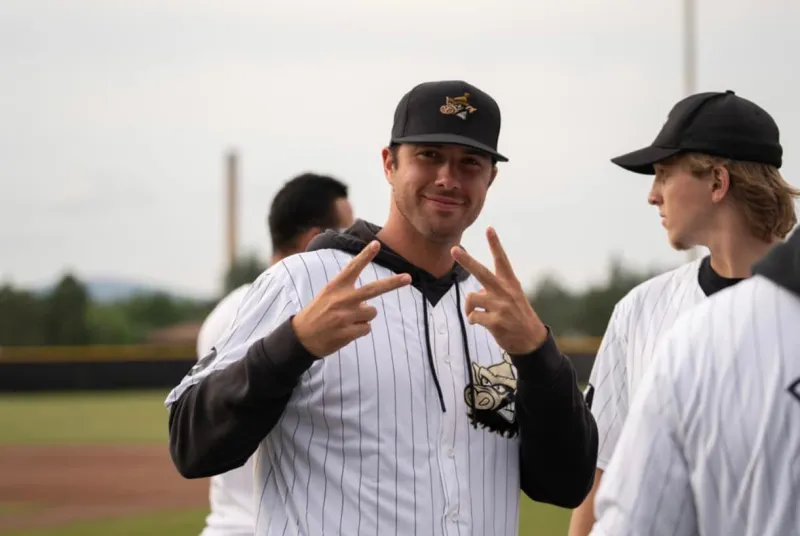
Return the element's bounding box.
[390,80,508,162]
[611,90,782,175]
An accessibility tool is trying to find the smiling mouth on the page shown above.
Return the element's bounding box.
[423,195,463,207]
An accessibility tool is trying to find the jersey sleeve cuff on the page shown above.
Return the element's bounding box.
[509,327,565,386]
[250,316,318,395]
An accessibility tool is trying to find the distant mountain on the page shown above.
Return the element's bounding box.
[85,278,164,303]
[34,276,212,304]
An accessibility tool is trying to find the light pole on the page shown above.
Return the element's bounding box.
[683,0,700,261]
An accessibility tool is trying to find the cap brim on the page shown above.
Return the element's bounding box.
[391,133,509,162]
[610,146,682,175]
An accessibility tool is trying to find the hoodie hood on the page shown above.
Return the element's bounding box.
[306,219,477,419]
[306,219,471,307]
[752,228,800,297]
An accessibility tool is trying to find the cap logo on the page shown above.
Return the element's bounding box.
[440,93,477,120]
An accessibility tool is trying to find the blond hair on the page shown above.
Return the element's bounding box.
[682,152,800,241]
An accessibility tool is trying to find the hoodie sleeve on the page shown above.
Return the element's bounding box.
[164,268,315,479]
[509,328,599,508]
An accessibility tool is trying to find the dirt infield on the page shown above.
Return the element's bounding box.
[0,445,209,532]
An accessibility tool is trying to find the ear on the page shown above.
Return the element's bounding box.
[381,146,395,184]
[710,165,731,204]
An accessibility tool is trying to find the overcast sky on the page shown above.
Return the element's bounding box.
[2,0,799,298]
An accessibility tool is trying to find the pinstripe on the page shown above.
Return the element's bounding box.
[411,288,438,536]
[263,421,289,535]
[493,429,502,534]
[481,328,492,535]
[468,318,487,536]
[329,252,365,535]
[706,309,739,517]
[366,283,381,536]
[748,280,772,508]
[505,437,512,536]
[297,256,320,534]
[308,252,335,534]
[395,277,417,531]
[373,264,400,536]
[278,259,310,536]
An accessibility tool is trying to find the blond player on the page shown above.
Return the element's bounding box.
[590,227,800,536]
[569,90,800,535]
[195,173,353,536]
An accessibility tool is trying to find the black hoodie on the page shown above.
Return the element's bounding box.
[168,220,599,508]
[752,228,800,298]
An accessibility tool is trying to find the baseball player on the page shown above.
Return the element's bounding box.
[569,90,800,536]
[194,173,353,536]
[166,80,598,536]
[590,226,800,536]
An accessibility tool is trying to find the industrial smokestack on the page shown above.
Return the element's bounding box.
[225,150,238,272]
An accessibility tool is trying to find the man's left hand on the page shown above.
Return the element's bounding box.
[451,227,548,356]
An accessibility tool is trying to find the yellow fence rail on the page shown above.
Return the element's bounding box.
[0,336,602,364]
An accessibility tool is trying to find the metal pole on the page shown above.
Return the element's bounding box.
[683,0,696,98]
[683,0,700,261]
[226,150,239,272]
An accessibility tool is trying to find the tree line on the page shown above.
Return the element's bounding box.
[0,254,667,346]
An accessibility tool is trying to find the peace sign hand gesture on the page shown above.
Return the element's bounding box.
[292,241,412,358]
[451,227,548,356]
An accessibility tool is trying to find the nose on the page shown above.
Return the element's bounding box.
[647,180,662,206]
[434,162,460,190]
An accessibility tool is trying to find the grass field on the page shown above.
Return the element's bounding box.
[0,390,572,535]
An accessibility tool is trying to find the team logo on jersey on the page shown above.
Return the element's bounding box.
[188,347,217,377]
[464,352,517,438]
[440,93,477,120]
[788,377,800,406]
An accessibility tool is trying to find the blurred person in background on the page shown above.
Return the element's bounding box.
[195,172,353,536]
[569,90,800,536]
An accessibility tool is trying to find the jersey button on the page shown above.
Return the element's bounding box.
[446,448,455,458]
[437,324,446,334]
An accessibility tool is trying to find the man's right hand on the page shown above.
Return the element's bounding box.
[291,240,412,358]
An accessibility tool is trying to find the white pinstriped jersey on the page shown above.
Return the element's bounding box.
[195,284,256,536]
[588,258,706,470]
[590,274,800,536]
[166,249,523,536]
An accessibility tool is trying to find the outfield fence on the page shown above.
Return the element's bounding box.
[0,336,602,392]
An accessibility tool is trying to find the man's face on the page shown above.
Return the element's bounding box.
[333,197,355,230]
[649,158,716,250]
[381,143,497,243]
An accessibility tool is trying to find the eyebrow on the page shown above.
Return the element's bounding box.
[415,143,491,159]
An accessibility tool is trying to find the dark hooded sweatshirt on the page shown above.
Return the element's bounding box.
[752,228,800,299]
[168,220,599,508]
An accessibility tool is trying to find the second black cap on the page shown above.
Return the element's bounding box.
[612,90,782,175]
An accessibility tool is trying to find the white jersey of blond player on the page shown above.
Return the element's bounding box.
[196,284,256,536]
[590,273,800,536]
[167,249,525,536]
[588,257,711,470]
